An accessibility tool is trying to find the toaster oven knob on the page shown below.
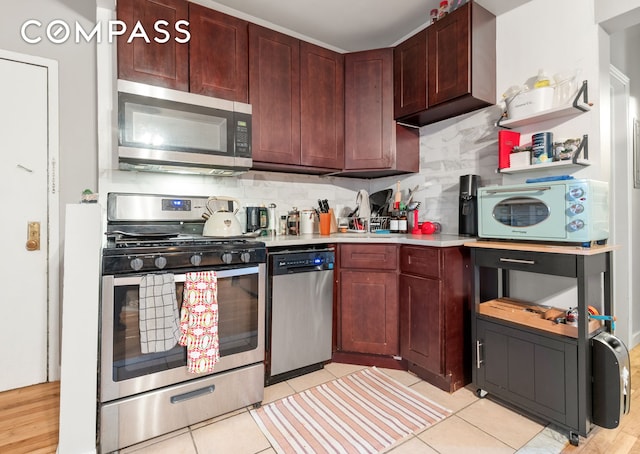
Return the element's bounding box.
[569,187,585,199]
[567,219,585,232]
[130,257,144,271]
[154,256,167,269]
[568,204,585,215]
[190,254,202,266]
[240,252,251,263]
[221,252,233,264]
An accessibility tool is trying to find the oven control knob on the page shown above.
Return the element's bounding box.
[221,252,233,264]
[130,257,144,271]
[154,256,167,269]
[567,219,585,232]
[240,252,251,263]
[567,204,585,215]
[190,254,202,266]
[569,187,585,199]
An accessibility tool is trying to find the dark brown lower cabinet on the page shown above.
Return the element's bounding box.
[399,245,470,392]
[336,244,400,364]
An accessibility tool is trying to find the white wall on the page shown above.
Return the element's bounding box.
[610,25,640,347]
[1,1,98,234]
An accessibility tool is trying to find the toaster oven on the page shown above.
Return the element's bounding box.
[477,179,609,245]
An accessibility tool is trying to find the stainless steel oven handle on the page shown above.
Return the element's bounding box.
[170,385,215,404]
[485,186,551,194]
[111,266,260,286]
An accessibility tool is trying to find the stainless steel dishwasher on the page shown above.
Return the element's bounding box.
[266,247,334,384]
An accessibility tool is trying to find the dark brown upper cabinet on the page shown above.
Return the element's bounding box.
[249,25,344,173]
[343,48,419,177]
[299,42,345,170]
[188,3,248,102]
[248,24,301,167]
[393,1,496,127]
[117,0,189,91]
[394,29,427,120]
[117,0,248,102]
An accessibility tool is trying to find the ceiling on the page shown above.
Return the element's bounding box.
[201,0,530,52]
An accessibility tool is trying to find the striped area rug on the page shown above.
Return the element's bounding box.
[250,367,451,453]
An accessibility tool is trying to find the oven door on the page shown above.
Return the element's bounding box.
[100,264,265,403]
[479,184,568,241]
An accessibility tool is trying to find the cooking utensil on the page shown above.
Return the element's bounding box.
[203,196,243,237]
[369,189,393,216]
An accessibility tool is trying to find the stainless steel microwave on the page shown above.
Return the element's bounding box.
[478,179,609,245]
[117,79,251,176]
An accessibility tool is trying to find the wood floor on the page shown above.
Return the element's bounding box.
[0,381,59,454]
[0,344,637,454]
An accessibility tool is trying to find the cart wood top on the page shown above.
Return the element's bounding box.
[464,240,618,256]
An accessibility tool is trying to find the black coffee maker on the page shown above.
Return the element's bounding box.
[458,174,480,236]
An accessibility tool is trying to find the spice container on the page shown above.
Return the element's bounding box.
[398,212,408,234]
[278,215,287,235]
[430,8,438,23]
[438,0,450,19]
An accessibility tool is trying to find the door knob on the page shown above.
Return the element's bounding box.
[26,221,40,251]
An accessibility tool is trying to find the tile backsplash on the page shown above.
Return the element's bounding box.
[100,106,502,234]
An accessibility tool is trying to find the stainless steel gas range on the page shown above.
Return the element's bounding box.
[99,193,266,453]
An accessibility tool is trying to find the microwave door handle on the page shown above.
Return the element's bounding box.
[485,186,552,195]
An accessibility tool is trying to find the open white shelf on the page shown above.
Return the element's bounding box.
[499,103,591,129]
[499,158,591,174]
[496,80,592,129]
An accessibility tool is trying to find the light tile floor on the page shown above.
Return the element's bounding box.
[119,363,570,454]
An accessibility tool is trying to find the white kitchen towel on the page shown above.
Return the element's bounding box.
[356,189,371,219]
[139,273,181,353]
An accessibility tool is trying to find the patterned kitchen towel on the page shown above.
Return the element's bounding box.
[138,273,181,353]
[179,271,220,374]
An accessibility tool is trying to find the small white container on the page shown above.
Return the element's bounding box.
[300,209,317,234]
[506,87,555,120]
[509,151,531,168]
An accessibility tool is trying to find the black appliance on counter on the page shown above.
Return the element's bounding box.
[459,174,480,236]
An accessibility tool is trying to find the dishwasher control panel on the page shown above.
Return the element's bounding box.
[270,249,335,275]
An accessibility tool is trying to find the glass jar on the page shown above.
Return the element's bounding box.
[398,212,408,234]
[389,214,399,234]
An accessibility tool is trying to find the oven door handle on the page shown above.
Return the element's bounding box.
[484,186,551,195]
[111,266,260,286]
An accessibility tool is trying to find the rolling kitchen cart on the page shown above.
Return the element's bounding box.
[467,241,621,446]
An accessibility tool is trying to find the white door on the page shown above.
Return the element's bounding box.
[0,52,59,391]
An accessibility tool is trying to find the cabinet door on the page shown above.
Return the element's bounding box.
[344,48,393,170]
[399,274,442,374]
[340,270,398,356]
[393,30,427,119]
[188,4,248,102]
[249,24,301,165]
[300,42,344,169]
[427,2,470,106]
[476,319,579,427]
[117,0,189,90]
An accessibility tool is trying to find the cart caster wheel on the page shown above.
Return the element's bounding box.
[569,431,579,446]
[476,389,488,398]
[252,402,262,409]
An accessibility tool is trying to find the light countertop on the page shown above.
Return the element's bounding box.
[261,232,475,248]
